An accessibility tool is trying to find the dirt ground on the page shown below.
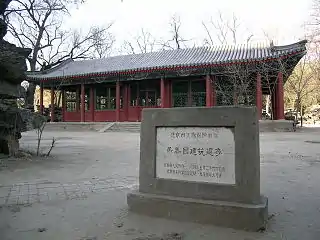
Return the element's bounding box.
[0,127,320,240]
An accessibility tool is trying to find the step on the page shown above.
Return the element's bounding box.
[43,122,111,132]
[106,122,141,132]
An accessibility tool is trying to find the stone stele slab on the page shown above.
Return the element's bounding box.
[127,106,268,231]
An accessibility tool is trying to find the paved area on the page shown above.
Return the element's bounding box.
[0,128,320,239]
[0,177,137,206]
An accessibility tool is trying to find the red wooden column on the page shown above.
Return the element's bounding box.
[212,76,216,106]
[128,84,131,108]
[116,80,121,122]
[206,74,213,107]
[276,72,285,119]
[256,73,263,119]
[50,85,55,122]
[90,86,94,122]
[166,80,172,108]
[80,83,85,122]
[76,87,80,113]
[62,89,65,122]
[123,84,129,121]
[272,89,277,120]
[39,82,44,114]
[136,82,140,121]
[127,84,131,120]
[160,77,166,108]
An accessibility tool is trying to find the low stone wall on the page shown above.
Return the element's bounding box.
[43,122,112,132]
[40,120,296,133]
[259,120,295,132]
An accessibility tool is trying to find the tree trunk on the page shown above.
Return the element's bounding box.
[266,95,271,119]
[26,83,36,111]
[300,104,303,127]
[294,94,305,128]
[26,60,37,111]
[57,92,62,107]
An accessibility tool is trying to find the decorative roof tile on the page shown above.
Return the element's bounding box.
[27,40,307,80]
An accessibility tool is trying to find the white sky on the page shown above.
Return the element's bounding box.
[65,0,313,54]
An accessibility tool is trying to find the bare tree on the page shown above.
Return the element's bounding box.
[91,25,115,58]
[161,14,190,50]
[214,64,256,108]
[202,11,253,46]
[308,0,320,38]
[286,0,320,124]
[5,0,85,71]
[260,64,276,119]
[123,28,156,54]
[5,0,114,109]
[202,11,258,115]
[38,25,114,66]
[284,54,320,126]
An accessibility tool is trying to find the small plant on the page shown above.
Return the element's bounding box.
[32,114,47,156]
[46,137,56,157]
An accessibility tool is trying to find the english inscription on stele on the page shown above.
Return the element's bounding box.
[156,127,235,185]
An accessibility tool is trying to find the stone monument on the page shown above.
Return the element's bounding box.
[127,106,268,231]
[0,0,32,155]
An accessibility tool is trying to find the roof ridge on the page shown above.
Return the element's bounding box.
[61,40,307,64]
[26,59,74,76]
[26,40,307,80]
[43,59,74,74]
[271,39,308,52]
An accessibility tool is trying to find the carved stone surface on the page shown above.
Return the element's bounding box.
[0,0,32,155]
[156,127,236,184]
[127,107,268,231]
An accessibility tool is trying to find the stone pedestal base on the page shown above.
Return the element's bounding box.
[127,191,268,231]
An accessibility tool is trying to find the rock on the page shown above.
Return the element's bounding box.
[115,222,124,228]
[7,135,19,156]
[15,150,32,159]
[0,139,9,154]
[0,40,31,84]
[133,233,184,240]
[80,237,97,240]
[37,227,47,232]
[257,226,266,233]
[0,0,32,155]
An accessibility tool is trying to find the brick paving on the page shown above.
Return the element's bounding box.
[0,177,138,206]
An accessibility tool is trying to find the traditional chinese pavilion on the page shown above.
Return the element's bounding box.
[27,40,307,122]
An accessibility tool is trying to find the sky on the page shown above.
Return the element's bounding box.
[65,0,314,54]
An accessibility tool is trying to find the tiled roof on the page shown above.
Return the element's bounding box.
[27,40,307,80]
